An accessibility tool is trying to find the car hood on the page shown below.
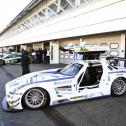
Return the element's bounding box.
[7,68,73,88]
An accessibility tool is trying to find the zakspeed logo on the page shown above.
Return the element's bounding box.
[54,80,72,85]
[70,96,84,100]
[56,85,72,91]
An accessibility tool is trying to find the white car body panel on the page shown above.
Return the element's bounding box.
[3,59,126,111]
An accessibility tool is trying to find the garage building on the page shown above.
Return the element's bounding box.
[0,0,126,65]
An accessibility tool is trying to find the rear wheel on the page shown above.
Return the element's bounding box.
[23,88,49,109]
[111,78,126,96]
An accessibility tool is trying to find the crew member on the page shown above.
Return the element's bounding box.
[21,47,32,75]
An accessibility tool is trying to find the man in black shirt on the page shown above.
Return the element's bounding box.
[21,47,32,75]
[43,48,47,63]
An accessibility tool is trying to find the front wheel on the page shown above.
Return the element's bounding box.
[111,78,126,96]
[23,88,49,109]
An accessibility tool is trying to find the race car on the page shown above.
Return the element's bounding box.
[0,53,21,65]
[2,55,126,112]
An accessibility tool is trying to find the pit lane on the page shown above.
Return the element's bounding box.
[0,64,126,126]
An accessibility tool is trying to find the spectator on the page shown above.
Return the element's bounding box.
[41,49,44,63]
[31,49,36,63]
[21,48,24,53]
[38,48,42,63]
[21,47,32,75]
[43,48,47,63]
[36,49,39,63]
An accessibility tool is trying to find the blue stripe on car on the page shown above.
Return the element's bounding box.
[33,76,74,83]
[15,76,74,91]
[108,71,126,74]
[44,71,57,74]
[21,76,74,87]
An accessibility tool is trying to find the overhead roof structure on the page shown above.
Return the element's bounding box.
[0,0,42,35]
[0,0,126,47]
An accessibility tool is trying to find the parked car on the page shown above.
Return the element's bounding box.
[0,53,21,65]
[0,53,3,57]
[0,52,11,58]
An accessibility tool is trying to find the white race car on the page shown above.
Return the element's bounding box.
[2,56,126,112]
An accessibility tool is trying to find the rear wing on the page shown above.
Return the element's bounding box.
[106,57,126,61]
[59,46,106,60]
[106,57,126,70]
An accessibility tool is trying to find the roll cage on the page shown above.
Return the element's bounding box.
[77,61,103,89]
[106,56,126,70]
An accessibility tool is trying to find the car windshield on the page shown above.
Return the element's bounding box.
[3,55,13,59]
[60,63,83,76]
[3,53,21,59]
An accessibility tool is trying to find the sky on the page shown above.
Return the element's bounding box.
[0,0,32,32]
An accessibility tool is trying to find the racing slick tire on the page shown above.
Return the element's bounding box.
[23,88,49,110]
[111,78,126,96]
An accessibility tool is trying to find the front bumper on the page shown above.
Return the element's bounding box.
[2,97,23,112]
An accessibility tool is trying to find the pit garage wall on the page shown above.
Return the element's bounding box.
[59,33,125,65]
[0,0,126,47]
[50,41,59,64]
[84,33,121,57]
[33,42,43,50]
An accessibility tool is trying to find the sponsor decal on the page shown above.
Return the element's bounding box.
[50,75,61,78]
[11,75,73,89]
[116,73,123,76]
[56,85,72,91]
[88,94,95,98]
[108,75,110,81]
[84,95,88,99]
[33,76,44,83]
[70,96,84,100]
[109,71,126,74]
[30,75,45,83]
[84,92,104,99]
[54,80,72,85]
[76,48,89,52]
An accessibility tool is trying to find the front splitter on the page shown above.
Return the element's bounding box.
[2,97,23,112]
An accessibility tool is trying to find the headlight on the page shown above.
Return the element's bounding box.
[9,91,22,95]
[9,85,24,95]
[8,101,13,107]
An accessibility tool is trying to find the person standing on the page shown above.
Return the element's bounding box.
[36,49,39,63]
[43,48,47,63]
[38,48,42,64]
[41,49,44,63]
[21,47,32,75]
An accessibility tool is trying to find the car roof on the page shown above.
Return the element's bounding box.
[77,59,103,66]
